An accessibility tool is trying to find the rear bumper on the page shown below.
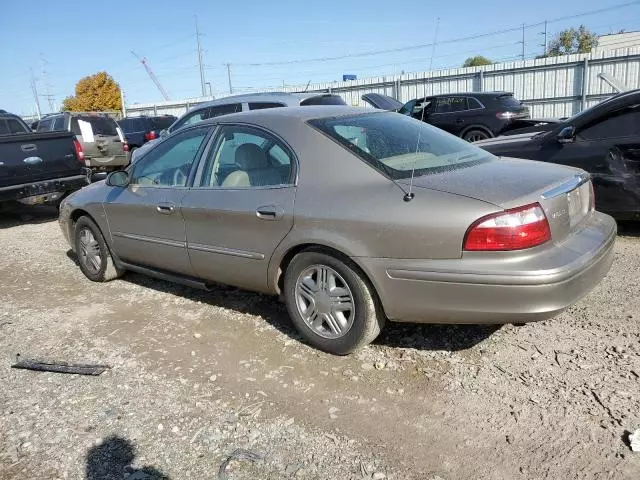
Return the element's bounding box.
[85,155,128,169]
[0,172,89,203]
[357,212,616,324]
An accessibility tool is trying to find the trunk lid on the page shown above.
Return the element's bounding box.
[361,93,404,111]
[0,131,83,187]
[403,157,593,243]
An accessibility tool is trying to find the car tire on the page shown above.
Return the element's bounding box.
[463,129,491,142]
[284,250,385,355]
[74,216,124,282]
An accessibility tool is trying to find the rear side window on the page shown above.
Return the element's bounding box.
[52,116,66,131]
[7,118,28,134]
[436,97,468,113]
[149,116,176,131]
[0,120,10,135]
[76,115,118,136]
[249,102,285,110]
[300,95,346,106]
[468,97,484,109]
[209,103,242,117]
[497,95,522,109]
[37,118,52,132]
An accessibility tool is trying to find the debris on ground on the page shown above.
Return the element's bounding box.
[630,429,640,453]
[217,448,264,479]
[11,354,110,376]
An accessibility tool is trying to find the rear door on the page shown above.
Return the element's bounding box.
[182,124,296,292]
[71,115,125,166]
[429,97,469,135]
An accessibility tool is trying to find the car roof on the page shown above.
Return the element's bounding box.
[427,92,514,98]
[195,105,378,125]
[193,91,342,109]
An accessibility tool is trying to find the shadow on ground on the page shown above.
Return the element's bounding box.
[618,220,640,238]
[0,203,58,229]
[86,435,169,480]
[117,270,498,352]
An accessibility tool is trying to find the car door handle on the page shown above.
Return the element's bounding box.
[256,205,282,220]
[454,119,464,124]
[156,203,175,215]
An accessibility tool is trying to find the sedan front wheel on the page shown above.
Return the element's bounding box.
[74,216,124,282]
[284,250,385,355]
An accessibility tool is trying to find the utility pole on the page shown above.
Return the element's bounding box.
[520,23,526,61]
[30,68,41,120]
[195,16,206,97]
[39,54,56,112]
[539,20,548,57]
[225,63,232,94]
[428,17,440,72]
[120,87,126,118]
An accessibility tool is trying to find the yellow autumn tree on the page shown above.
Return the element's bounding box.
[62,72,122,112]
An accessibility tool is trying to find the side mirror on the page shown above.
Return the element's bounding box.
[160,129,168,138]
[106,170,130,187]
[557,126,576,144]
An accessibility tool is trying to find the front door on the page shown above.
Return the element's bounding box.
[182,124,296,292]
[103,125,211,274]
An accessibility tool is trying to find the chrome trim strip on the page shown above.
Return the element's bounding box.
[112,231,185,248]
[188,242,265,260]
[541,173,590,199]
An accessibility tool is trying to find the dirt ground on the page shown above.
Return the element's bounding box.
[0,205,639,480]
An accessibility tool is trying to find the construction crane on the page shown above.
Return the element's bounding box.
[131,51,170,101]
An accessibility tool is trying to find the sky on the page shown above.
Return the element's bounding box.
[1,0,640,116]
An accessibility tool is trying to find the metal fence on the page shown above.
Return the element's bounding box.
[124,47,640,119]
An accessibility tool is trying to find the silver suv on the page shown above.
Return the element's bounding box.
[37,112,128,171]
[131,92,346,163]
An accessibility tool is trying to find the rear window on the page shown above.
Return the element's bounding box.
[75,115,118,136]
[300,95,346,106]
[149,116,176,131]
[309,112,492,180]
[118,118,144,132]
[497,94,523,109]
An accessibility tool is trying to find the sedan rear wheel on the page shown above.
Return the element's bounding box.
[463,129,491,142]
[74,216,124,282]
[284,250,385,355]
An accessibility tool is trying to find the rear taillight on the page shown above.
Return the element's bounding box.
[123,142,129,152]
[496,111,518,120]
[464,203,551,251]
[73,139,85,164]
[145,131,157,141]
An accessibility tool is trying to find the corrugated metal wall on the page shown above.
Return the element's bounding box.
[125,47,640,118]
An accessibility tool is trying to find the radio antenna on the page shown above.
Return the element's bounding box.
[404,97,430,202]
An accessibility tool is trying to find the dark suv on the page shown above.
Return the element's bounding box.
[117,115,177,151]
[362,92,530,142]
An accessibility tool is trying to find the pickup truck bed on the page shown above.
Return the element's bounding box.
[0,131,89,204]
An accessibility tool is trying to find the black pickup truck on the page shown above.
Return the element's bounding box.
[0,130,89,206]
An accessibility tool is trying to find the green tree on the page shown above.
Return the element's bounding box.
[463,56,493,67]
[62,72,122,112]
[547,25,598,56]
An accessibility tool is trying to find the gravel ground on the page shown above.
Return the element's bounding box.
[0,205,639,480]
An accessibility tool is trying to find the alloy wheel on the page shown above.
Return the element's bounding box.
[78,228,102,274]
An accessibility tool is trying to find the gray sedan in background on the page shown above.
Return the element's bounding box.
[59,106,616,354]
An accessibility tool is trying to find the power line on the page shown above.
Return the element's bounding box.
[228,1,640,67]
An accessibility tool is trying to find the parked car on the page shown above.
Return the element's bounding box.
[475,89,640,220]
[117,115,177,151]
[59,106,615,354]
[130,92,347,163]
[37,112,128,172]
[0,110,31,135]
[0,118,88,206]
[362,92,531,141]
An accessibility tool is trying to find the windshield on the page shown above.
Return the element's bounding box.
[309,112,493,180]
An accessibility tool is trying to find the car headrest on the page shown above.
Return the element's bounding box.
[235,143,269,170]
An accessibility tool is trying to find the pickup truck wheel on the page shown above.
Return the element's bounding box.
[74,216,124,282]
[284,251,385,355]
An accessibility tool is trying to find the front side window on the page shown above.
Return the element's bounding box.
[200,125,293,188]
[131,127,209,187]
[309,112,493,180]
[578,106,640,140]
